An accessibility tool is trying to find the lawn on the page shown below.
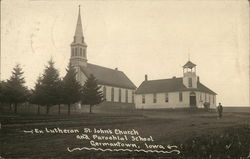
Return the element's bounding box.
[1,109,250,159]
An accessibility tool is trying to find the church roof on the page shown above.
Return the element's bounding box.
[80,63,137,89]
[135,77,216,95]
[183,61,196,68]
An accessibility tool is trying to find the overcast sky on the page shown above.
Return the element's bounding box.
[1,0,249,106]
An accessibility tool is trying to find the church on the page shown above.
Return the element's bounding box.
[135,61,217,109]
[70,7,136,108]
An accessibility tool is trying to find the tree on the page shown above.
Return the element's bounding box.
[81,74,104,113]
[30,76,44,115]
[62,64,82,115]
[40,59,61,114]
[56,80,64,115]
[0,81,7,112]
[0,81,12,111]
[6,64,29,114]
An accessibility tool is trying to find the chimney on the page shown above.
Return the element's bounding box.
[145,74,148,81]
[172,76,176,79]
[197,76,200,82]
[115,68,118,71]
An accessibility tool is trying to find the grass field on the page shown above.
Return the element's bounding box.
[1,109,250,159]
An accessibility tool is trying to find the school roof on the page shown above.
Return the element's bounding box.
[183,61,196,69]
[80,63,136,89]
[135,77,216,95]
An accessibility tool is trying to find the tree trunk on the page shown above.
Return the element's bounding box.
[89,105,92,114]
[68,104,71,115]
[37,105,40,115]
[14,103,17,114]
[0,103,3,114]
[58,104,61,115]
[46,105,50,115]
[9,103,12,111]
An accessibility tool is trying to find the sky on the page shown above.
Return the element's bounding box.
[1,0,249,106]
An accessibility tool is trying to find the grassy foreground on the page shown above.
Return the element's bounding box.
[1,109,250,159]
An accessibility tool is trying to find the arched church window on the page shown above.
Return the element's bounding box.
[83,50,86,57]
[132,91,135,103]
[103,86,106,101]
[125,89,128,103]
[111,87,114,102]
[75,48,77,56]
[118,89,121,102]
[71,48,74,56]
[80,48,82,56]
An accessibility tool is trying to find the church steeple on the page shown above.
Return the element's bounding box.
[74,5,84,43]
[70,5,87,67]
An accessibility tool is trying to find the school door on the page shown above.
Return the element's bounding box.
[190,92,196,107]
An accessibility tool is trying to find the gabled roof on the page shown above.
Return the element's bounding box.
[183,61,196,68]
[80,63,136,89]
[135,77,216,95]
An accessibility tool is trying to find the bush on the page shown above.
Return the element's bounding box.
[203,102,210,111]
[175,125,250,159]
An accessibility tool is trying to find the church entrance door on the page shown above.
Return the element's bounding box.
[190,92,196,107]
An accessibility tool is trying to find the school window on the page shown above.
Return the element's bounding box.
[165,93,169,102]
[179,92,183,102]
[200,93,202,101]
[111,87,114,102]
[103,86,106,101]
[142,95,145,104]
[125,90,128,103]
[153,94,157,103]
[188,78,192,87]
[205,94,207,102]
[209,95,211,103]
[213,96,215,104]
[118,89,121,102]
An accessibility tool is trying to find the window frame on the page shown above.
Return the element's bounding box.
[103,86,106,101]
[165,93,169,103]
[132,91,135,103]
[142,94,145,104]
[125,90,128,103]
[118,88,121,102]
[188,78,192,87]
[153,93,157,103]
[111,87,114,102]
[179,92,183,102]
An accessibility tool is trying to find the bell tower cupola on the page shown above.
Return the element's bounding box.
[70,5,87,67]
[182,60,198,88]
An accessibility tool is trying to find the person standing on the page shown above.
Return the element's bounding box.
[217,103,223,119]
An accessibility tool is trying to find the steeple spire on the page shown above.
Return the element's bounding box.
[70,5,88,67]
[74,5,84,43]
